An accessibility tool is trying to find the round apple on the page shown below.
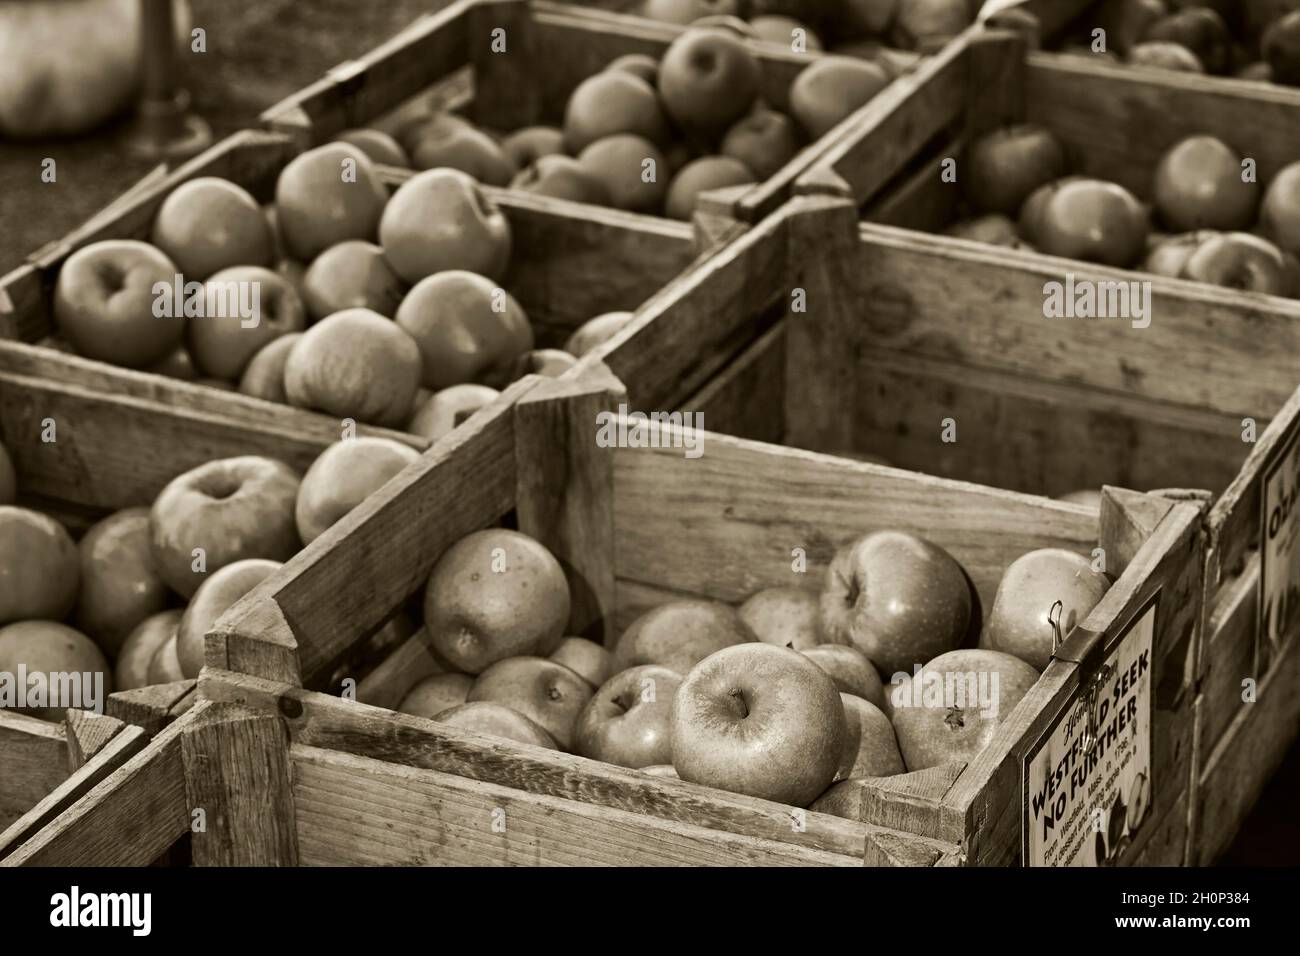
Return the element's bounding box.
[737,586,825,650]
[563,71,670,153]
[188,266,307,381]
[395,271,534,390]
[0,506,79,625]
[501,125,566,168]
[398,672,474,719]
[658,27,760,136]
[670,642,846,806]
[836,692,905,780]
[819,530,972,677]
[407,384,501,441]
[379,168,513,283]
[0,620,111,720]
[467,656,593,749]
[283,308,423,428]
[576,135,670,213]
[549,636,613,688]
[613,599,754,673]
[721,107,802,180]
[423,529,571,674]
[115,609,183,692]
[891,648,1040,771]
[1153,136,1257,231]
[333,128,410,167]
[434,701,559,749]
[803,643,886,708]
[964,124,1068,218]
[238,333,301,404]
[1181,232,1294,295]
[151,177,274,280]
[789,56,890,139]
[301,240,405,322]
[665,156,756,221]
[408,122,516,186]
[1263,161,1300,256]
[147,633,185,684]
[606,53,659,85]
[509,155,614,205]
[565,311,635,357]
[573,664,682,768]
[274,143,389,261]
[175,558,283,679]
[149,455,301,598]
[295,437,421,545]
[1033,178,1149,267]
[53,239,185,368]
[74,507,169,658]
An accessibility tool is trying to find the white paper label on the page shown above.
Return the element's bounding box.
[1260,424,1300,676]
[1022,597,1156,867]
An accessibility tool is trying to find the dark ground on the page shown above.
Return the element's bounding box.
[0,0,1296,866]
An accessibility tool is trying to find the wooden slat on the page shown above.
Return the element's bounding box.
[0,726,147,861]
[64,710,127,772]
[687,322,787,446]
[199,668,955,861]
[811,762,966,836]
[213,379,536,688]
[2,703,210,867]
[356,633,445,710]
[106,680,197,737]
[291,745,862,866]
[0,713,66,831]
[1198,555,1259,765]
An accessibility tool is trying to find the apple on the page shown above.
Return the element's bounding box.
[1128,41,1205,72]
[979,549,1111,671]
[891,648,1039,771]
[573,664,682,767]
[737,586,824,650]
[890,0,972,50]
[501,126,566,168]
[564,311,635,357]
[408,122,516,186]
[1144,8,1231,74]
[576,135,670,213]
[147,346,197,381]
[789,57,890,139]
[665,156,756,221]
[721,108,802,180]
[509,155,614,205]
[820,531,971,677]
[803,644,886,708]
[640,0,741,25]
[434,701,559,749]
[605,53,659,85]
[187,266,307,381]
[149,456,300,598]
[549,637,613,688]
[0,621,111,720]
[513,349,578,380]
[301,240,405,322]
[334,128,410,167]
[274,143,389,261]
[397,672,474,719]
[1262,161,1300,256]
[0,439,15,504]
[466,656,593,749]
[613,600,753,673]
[295,437,420,545]
[1153,136,1257,231]
[964,125,1068,218]
[658,28,760,136]
[1143,231,1210,277]
[395,271,534,390]
[563,71,670,153]
[150,177,274,281]
[407,383,501,440]
[0,506,79,624]
[238,333,300,404]
[74,507,168,657]
[1018,176,1084,246]
[379,168,512,283]
[670,642,845,806]
[115,609,183,691]
[53,240,185,368]
[1264,11,1300,85]
[147,633,185,684]
[835,693,905,780]
[423,529,570,673]
[944,213,1024,247]
[175,558,282,678]
[1034,178,1149,267]
[283,308,423,428]
[1243,0,1300,44]
[1181,232,1295,295]
[750,15,823,50]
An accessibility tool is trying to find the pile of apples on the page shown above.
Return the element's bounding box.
[948,124,1300,297]
[0,436,421,718]
[633,0,977,53]
[1074,0,1300,85]
[48,154,633,440]
[375,23,893,218]
[396,524,1110,808]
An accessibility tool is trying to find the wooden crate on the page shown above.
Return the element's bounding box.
[258,0,917,226]
[0,127,705,444]
[60,358,1197,868]
[0,347,412,864]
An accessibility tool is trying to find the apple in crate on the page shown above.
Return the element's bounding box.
[803,643,885,707]
[613,599,754,673]
[467,657,593,749]
[836,693,904,780]
[0,506,79,624]
[176,558,283,678]
[0,621,111,720]
[274,143,388,261]
[737,586,824,650]
[151,177,274,280]
[75,507,168,657]
[435,701,558,749]
[379,168,512,283]
[398,673,474,719]
[295,437,420,545]
[115,609,183,692]
[574,664,683,768]
[1153,135,1257,231]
